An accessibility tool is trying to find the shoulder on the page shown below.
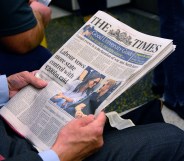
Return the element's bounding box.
[0,0,37,37]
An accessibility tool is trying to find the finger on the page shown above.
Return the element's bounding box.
[76,114,95,126]
[82,112,106,144]
[92,112,106,128]
[81,112,106,136]
[30,70,39,76]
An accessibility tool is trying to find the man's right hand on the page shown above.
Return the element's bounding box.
[51,112,106,161]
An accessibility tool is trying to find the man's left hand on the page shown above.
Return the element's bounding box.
[7,71,47,98]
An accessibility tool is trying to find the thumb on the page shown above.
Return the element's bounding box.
[26,72,48,88]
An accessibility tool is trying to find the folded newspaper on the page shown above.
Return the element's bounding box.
[0,11,175,151]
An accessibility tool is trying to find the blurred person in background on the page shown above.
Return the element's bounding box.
[0,0,52,76]
[77,0,107,22]
[152,0,184,119]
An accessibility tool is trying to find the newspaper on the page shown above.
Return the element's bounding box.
[38,0,51,6]
[0,11,175,151]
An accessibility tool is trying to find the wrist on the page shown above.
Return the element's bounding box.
[51,146,66,161]
[39,149,60,161]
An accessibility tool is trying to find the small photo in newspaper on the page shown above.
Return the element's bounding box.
[49,66,121,118]
[50,66,120,118]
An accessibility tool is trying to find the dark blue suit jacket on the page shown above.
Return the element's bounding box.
[0,117,42,161]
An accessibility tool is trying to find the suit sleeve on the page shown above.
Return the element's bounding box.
[4,152,43,161]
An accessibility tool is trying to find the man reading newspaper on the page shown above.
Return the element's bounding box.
[0,71,184,161]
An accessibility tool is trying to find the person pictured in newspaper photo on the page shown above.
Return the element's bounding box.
[81,25,94,37]
[89,79,117,107]
[1,71,184,161]
[64,79,119,118]
[50,70,103,109]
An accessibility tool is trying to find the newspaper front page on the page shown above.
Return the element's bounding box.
[0,11,174,151]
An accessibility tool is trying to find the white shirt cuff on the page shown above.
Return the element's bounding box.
[0,75,9,107]
[38,150,60,161]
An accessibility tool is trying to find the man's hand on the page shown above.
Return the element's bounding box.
[7,71,47,98]
[30,1,51,26]
[51,112,106,161]
[29,0,38,4]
